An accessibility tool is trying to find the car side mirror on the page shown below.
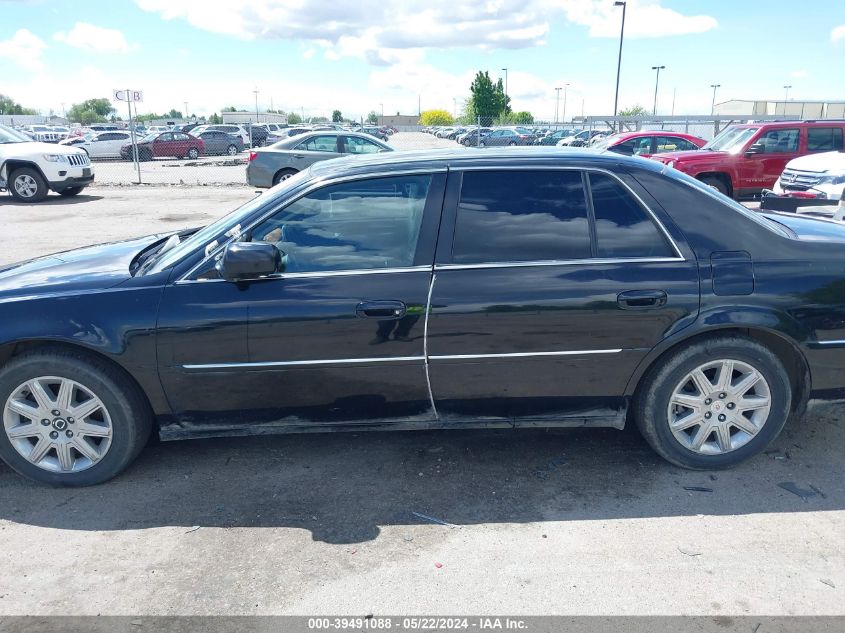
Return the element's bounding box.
[745,143,764,156]
[216,242,282,282]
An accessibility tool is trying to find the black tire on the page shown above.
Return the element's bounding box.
[58,187,84,197]
[139,149,152,162]
[635,335,791,470]
[8,167,49,203]
[508,141,517,146]
[700,175,730,197]
[187,148,199,159]
[272,168,298,186]
[0,348,152,486]
[226,144,238,156]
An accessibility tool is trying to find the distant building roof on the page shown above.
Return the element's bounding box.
[714,99,845,119]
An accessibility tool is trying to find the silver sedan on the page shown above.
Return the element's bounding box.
[246,132,392,188]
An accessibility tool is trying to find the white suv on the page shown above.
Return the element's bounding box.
[0,124,94,202]
[773,150,845,202]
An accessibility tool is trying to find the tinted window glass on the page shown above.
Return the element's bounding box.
[345,136,383,154]
[249,175,431,272]
[158,133,173,141]
[807,128,844,152]
[756,128,799,153]
[453,170,590,263]
[655,136,699,152]
[297,135,338,152]
[590,173,673,258]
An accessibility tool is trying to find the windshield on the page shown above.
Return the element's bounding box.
[591,133,623,150]
[0,124,30,143]
[146,172,311,274]
[140,133,158,142]
[703,126,759,153]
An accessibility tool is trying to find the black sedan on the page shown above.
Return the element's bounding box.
[2,148,844,485]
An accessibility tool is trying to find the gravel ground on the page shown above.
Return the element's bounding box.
[0,185,843,617]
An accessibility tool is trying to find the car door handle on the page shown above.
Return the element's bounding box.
[355,300,406,319]
[292,154,304,159]
[617,290,668,310]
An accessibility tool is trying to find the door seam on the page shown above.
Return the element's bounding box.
[423,271,439,420]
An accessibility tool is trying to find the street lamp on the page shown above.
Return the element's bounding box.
[184,101,189,121]
[252,88,259,149]
[783,85,792,101]
[651,65,665,115]
[562,83,570,124]
[379,103,384,126]
[709,84,720,115]
[612,1,627,129]
[554,87,561,124]
[501,67,508,107]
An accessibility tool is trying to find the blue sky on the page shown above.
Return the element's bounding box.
[1,0,843,121]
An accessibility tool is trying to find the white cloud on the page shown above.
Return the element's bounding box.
[136,0,715,65]
[54,22,136,53]
[790,69,808,79]
[549,0,718,38]
[0,29,47,71]
[832,25,845,42]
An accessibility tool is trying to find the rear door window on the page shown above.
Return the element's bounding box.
[756,128,800,153]
[589,173,674,258]
[452,170,591,263]
[297,135,339,152]
[807,128,844,152]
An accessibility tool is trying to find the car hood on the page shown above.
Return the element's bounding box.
[784,151,845,173]
[0,233,172,302]
[9,141,86,155]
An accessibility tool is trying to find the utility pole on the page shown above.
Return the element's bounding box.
[612,1,627,129]
[252,88,259,149]
[710,84,720,115]
[554,87,561,124]
[501,67,508,109]
[379,103,384,126]
[671,88,676,115]
[562,83,570,124]
[651,65,665,115]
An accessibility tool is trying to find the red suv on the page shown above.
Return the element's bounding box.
[649,121,845,199]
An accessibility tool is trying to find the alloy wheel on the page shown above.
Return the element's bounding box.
[13,174,38,199]
[667,359,771,455]
[3,376,113,473]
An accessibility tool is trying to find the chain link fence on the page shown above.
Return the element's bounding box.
[23,114,815,187]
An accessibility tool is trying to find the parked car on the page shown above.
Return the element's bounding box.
[478,127,537,146]
[361,126,390,141]
[446,128,467,140]
[770,150,845,202]
[192,124,250,146]
[557,130,606,147]
[5,146,845,485]
[535,129,579,146]
[0,124,93,202]
[195,130,244,156]
[458,128,492,145]
[119,131,205,161]
[592,131,707,158]
[23,125,61,143]
[650,121,845,199]
[59,130,136,160]
[247,131,392,187]
[88,124,121,133]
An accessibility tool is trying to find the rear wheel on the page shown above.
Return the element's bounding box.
[272,168,298,186]
[226,144,238,156]
[9,167,48,203]
[635,335,791,470]
[508,141,517,146]
[187,148,199,159]
[58,187,84,197]
[0,349,152,486]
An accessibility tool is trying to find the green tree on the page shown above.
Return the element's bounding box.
[0,94,36,115]
[287,112,302,125]
[222,106,238,112]
[331,109,343,123]
[208,112,222,124]
[366,110,379,124]
[67,98,114,124]
[467,71,509,120]
[166,109,182,119]
[618,104,649,116]
[419,109,454,126]
[310,115,329,123]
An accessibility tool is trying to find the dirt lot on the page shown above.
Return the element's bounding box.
[0,186,843,616]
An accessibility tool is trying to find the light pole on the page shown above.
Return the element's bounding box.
[651,65,665,115]
[612,1,626,129]
[379,103,383,126]
[562,83,570,124]
[184,101,189,121]
[554,87,561,124]
[501,67,508,109]
[709,84,720,115]
[783,85,792,102]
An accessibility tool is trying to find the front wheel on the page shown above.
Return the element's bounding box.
[9,167,48,203]
[0,349,152,486]
[700,175,730,197]
[635,336,791,470]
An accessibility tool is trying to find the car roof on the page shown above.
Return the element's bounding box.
[730,121,845,129]
[307,147,666,179]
